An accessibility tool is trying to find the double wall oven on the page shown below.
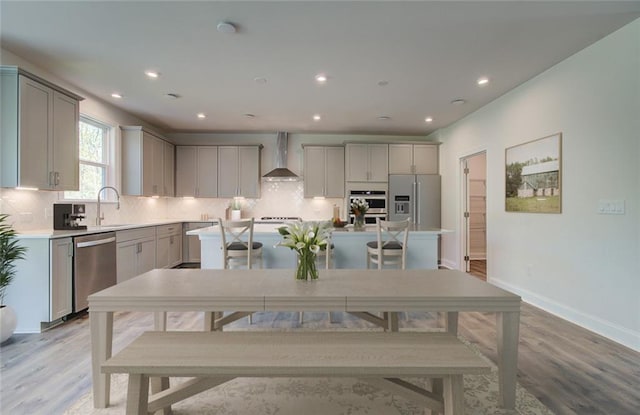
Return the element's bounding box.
[348,190,387,224]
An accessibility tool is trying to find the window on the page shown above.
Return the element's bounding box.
[64,116,114,200]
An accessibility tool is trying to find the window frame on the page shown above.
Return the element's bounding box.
[62,115,116,202]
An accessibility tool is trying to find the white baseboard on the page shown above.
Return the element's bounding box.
[490,277,640,352]
[440,259,457,270]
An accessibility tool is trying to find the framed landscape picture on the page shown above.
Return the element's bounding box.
[505,133,562,213]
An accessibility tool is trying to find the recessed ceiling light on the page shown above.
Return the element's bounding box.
[216,21,237,34]
[313,114,321,121]
[477,77,489,86]
[197,113,206,119]
[145,70,160,79]
[165,93,180,99]
[425,117,433,123]
[254,77,268,84]
[315,74,328,84]
[111,93,122,99]
[244,113,255,118]
[377,80,389,87]
[451,99,466,105]
[377,116,391,121]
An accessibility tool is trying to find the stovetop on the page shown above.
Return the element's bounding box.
[258,216,302,223]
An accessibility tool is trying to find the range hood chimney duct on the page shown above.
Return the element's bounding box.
[262,132,299,181]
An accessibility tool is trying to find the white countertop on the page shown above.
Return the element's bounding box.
[188,223,451,237]
[18,219,451,239]
[16,220,189,239]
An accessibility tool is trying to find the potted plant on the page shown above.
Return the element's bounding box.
[0,214,27,343]
[230,198,242,220]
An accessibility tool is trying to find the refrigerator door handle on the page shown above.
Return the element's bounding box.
[417,181,421,225]
[410,179,418,223]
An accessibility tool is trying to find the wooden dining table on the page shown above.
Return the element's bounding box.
[88,268,521,410]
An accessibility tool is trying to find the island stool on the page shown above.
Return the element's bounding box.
[218,217,263,324]
[365,217,411,324]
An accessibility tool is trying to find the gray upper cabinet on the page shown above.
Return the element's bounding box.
[175,146,218,198]
[389,143,439,175]
[345,143,388,182]
[1,67,82,190]
[304,145,345,198]
[163,141,175,197]
[217,146,261,198]
[121,126,174,197]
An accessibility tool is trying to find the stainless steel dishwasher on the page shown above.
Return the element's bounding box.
[74,232,117,312]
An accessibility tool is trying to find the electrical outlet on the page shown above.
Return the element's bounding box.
[598,199,625,215]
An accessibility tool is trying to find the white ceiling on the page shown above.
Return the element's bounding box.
[1,1,639,136]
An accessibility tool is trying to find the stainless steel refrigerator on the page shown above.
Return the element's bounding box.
[389,174,441,227]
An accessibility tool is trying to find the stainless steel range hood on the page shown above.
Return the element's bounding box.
[262,132,299,181]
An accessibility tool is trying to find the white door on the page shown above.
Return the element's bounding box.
[461,151,487,279]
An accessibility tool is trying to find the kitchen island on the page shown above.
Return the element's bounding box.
[188,223,449,269]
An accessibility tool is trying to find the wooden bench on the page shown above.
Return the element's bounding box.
[102,331,491,415]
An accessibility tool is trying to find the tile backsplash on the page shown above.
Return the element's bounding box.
[0,182,345,231]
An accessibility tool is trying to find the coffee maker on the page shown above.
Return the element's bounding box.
[53,203,87,230]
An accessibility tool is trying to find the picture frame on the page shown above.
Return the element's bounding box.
[505,133,562,213]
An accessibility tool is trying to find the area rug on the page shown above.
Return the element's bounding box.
[64,329,553,415]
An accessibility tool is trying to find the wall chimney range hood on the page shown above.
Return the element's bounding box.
[262,132,299,181]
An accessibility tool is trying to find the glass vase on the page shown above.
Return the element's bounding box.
[354,213,366,230]
[296,250,319,281]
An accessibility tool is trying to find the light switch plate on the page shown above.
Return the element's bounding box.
[597,199,625,215]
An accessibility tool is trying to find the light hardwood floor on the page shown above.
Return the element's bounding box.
[1,304,638,414]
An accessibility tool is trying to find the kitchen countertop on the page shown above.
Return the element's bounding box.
[17,220,451,239]
[15,220,194,239]
[189,223,450,236]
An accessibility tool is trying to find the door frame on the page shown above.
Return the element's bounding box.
[459,149,487,273]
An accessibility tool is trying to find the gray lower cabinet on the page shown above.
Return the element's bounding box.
[156,224,182,269]
[5,236,73,333]
[116,227,156,283]
[50,237,73,320]
[183,222,214,263]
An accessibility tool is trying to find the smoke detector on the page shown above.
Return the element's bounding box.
[217,21,237,34]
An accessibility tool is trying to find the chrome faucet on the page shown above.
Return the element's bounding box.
[96,186,121,226]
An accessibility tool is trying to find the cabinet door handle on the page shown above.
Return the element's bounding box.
[49,171,55,186]
[137,242,142,253]
[170,235,174,244]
